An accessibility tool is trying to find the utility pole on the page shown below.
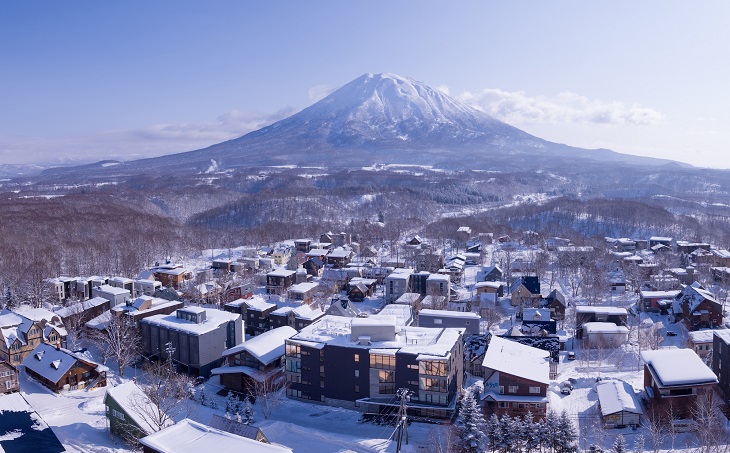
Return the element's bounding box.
[391,388,411,453]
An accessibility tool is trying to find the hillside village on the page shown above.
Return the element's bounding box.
[2,227,730,452]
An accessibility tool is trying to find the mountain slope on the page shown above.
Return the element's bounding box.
[40,73,683,178]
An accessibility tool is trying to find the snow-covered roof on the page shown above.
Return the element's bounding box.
[688,330,716,344]
[95,284,130,296]
[139,418,292,453]
[19,308,59,323]
[85,310,113,330]
[22,343,101,385]
[584,322,629,334]
[650,236,673,242]
[223,326,297,365]
[641,348,717,387]
[267,268,296,278]
[244,297,277,312]
[475,281,503,289]
[481,335,550,384]
[292,304,323,320]
[714,330,730,345]
[418,309,480,319]
[640,290,680,299]
[105,381,168,435]
[681,284,719,312]
[290,315,462,358]
[288,282,319,294]
[575,306,627,315]
[522,308,552,321]
[712,249,730,259]
[376,304,413,326]
[140,309,239,335]
[596,380,642,416]
[55,297,109,319]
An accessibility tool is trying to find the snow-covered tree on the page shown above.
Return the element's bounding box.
[457,391,485,453]
[485,413,501,452]
[522,412,540,453]
[87,313,140,377]
[612,434,627,453]
[554,411,578,453]
[242,397,254,425]
[587,445,604,453]
[633,436,644,453]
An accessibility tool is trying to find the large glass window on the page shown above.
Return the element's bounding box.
[286,343,300,358]
[285,359,301,373]
[370,354,396,370]
[419,377,448,392]
[419,360,448,376]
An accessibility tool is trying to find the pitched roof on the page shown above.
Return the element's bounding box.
[481,335,550,384]
[105,381,168,435]
[222,326,297,364]
[22,342,102,385]
[641,348,717,387]
[596,380,642,416]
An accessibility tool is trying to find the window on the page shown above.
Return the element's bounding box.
[408,364,419,370]
[354,385,360,393]
[111,409,126,421]
[370,354,396,370]
[499,386,504,395]
[419,377,447,392]
[354,370,359,378]
[498,402,508,408]
[529,386,541,394]
[508,385,518,393]
[419,361,447,376]
[285,359,301,373]
[286,343,300,358]
[433,319,442,325]
[354,353,360,363]
[5,381,13,390]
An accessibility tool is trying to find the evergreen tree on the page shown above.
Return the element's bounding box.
[555,411,578,453]
[496,414,513,453]
[535,417,548,453]
[545,411,560,453]
[486,413,501,452]
[225,391,238,415]
[633,435,644,453]
[457,392,485,453]
[613,434,627,453]
[588,445,604,453]
[243,397,254,425]
[198,386,207,407]
[503,414,522,453]
[522,412,540,453]
[5,287,15,309]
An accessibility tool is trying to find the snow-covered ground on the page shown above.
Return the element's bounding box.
[18,356,445,452]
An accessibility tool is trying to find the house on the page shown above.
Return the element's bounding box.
[673,282,723,330]
[575,306,627,339]
[394,292,422,307]
[110,296,184,327]
[139,418,292,453]
[615,238,636,252]
[325,248,353,268]
[426,273,451,298]
[596,380,642,428]
[0,393,65,452]
[109,276,135,293]
[225,297,278,337]
[214,326,297,394]
[139,307,242,377]
[22,342,107,392]
[420,295,448,311]
[541,289,566,320]
[105,381,168,441]
[481,335,551,420]
[194,281,222,305]
[294,239,312,253]
[688,330,716,360]
[284,315,464,421]
[642,348,717,418]
[221,283,254,303]
[269,304,324,332]
[211,259,233,272]
[135,279,163,297]
[287,282,319,304]
[407,235,423,246]
[711,249,730,267]
[713,330,730,401]
[475,281,504,298]
[0,309,67,366]
[346,277,377,302]
[583,322,629,349]
[302,257,325,277]
[509,276,541,307]
[266,269,297,295]
[649,236,673,249]
[711,267,730,285]
[0,361,19,393]
[676,241,711,255]
[150,264,192,289]
[55,297,110,326]
[639,290,681,313]
[520,308,557,335]
[418,309,480,336]
[464,334,489,377]
[384,268,414,304]
[609,270,627,294]
[93,284,132,306]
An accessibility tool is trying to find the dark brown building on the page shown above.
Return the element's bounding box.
[22,343,107,393]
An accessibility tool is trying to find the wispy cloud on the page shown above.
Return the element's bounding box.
[458,88,663,127]
[0,108,293,165]
[308,84,336,102]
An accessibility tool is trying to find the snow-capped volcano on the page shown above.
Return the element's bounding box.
[238,72,537,150]
[41,72,681,178]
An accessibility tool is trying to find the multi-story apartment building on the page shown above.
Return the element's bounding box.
[384,268,413,304]
[0,361,19,393]
[140,307,242,377]
[284,315,464,420]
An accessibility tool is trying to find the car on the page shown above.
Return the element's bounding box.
[666,331,678,337]
[560,382,572,395]
[567,351,576,360]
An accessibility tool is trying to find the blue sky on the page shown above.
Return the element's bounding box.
[2,2,729,168]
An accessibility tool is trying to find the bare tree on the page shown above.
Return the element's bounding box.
[692,388,730,453]
[246,376,287,420]
[88,314,140,378]
[62,303,86,351]
[137,358,196,432]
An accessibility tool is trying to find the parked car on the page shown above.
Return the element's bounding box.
[666,331,678,337]
[567,351,576,360]
[561,382,572,395]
